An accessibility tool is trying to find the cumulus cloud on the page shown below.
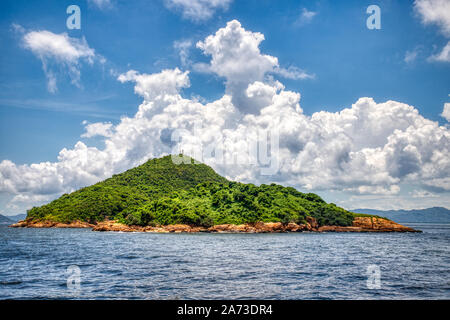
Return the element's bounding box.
[414,0,450,36]
[414,0,450,62]
[117,68,190,101]
[442,102,450,121]
[1,20,449,213]
[21,28,98,92]
[6,194,56,211]
[196,20,277,84]
[165,0,233,22]
[81,121,114,138]
[196,20,313,113]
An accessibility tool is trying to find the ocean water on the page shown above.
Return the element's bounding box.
[0,223,449,300]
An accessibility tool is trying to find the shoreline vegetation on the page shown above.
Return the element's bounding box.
[10,155,420,233]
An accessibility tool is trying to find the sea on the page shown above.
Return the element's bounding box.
[0,223,449,300]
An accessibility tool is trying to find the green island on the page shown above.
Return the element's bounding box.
[25,155,386,229]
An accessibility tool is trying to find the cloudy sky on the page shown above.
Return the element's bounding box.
[0,0,449,215]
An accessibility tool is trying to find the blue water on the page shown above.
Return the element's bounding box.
[0,224,449,300]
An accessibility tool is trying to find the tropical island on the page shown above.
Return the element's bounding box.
[11,155,418,233]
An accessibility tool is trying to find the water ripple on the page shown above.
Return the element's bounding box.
[0,224,449,299]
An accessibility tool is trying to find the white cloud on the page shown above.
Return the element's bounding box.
[274,66,315,80]
[196,20,312,113]
[442,102,450,121]
[165,0,233,22]
[7,194,56,211]
[428,41,450,62]
[23,30,95,63]
[410,189,439,198]
[414,0,450,37]
[21,29,97,92]
[414,1,450,63]
[81,121,114,138]
[117,68,190,102]
[88,0,113,10]
[196,20,277,85]
[11,23,25,34]
[174,39,193,67]
[1,20,449,213]
[404,48,421,63]
[352,185,401,196]
[295,8,318,26]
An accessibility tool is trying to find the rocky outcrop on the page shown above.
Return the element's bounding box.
[91,221,143,232]
[318,217,419,232]
[10,219,94,228]
[208,222,311,233]
[10,216,419,233]
[352,216,419,232]
[90,221,311,233]
[91,218,418,233]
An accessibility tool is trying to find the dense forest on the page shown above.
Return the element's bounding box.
[27,155,378,227]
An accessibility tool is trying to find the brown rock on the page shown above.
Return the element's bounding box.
[10,219,94,229]
[317,225,364,232]
[317,217,419,232]
[352,217,419,232]
[10,216,420,233]
[164,224,203,233]
[92,221,140,232]
[306,216,319,230]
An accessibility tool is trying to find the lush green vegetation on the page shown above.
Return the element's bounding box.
[27,155,358,227]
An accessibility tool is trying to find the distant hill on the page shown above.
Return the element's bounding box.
[352,207,450,223]
[4,214,27,222]
[25,155,364,227]
[0,214,12,225]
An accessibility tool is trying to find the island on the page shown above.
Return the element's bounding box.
[11,155,419,233]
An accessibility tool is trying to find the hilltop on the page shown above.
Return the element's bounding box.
[15,155,417,232]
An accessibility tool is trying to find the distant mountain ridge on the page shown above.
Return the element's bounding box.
[0,214,12,224]
[7,214,27,222]
[352,207,450,223]
[0,214,26,224]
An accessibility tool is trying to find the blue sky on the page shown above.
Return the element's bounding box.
[0,0,449,214]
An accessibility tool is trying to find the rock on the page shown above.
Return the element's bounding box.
[352,217,419,232]
[9,220,29,228]
[54,221,95,228]
[92,221,140,232]
[164,224,203,233]
[207,222,310,233]
[317,217,419,232]
[10,219,94,228]
[306,216,319,230]
[10,216,419,233]
[317,226,364,232]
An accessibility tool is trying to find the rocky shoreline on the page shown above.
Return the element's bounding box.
[10,216,420,233]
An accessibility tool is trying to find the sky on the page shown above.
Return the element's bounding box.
[0,0,449,215]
